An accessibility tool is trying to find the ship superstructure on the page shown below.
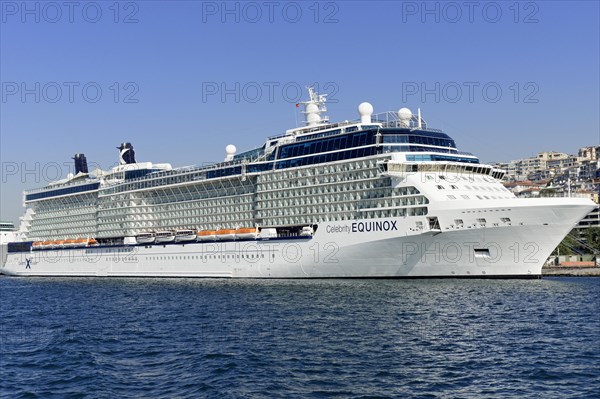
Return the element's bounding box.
[2,89,595,277]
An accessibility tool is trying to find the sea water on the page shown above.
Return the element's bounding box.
[1,277,598,398]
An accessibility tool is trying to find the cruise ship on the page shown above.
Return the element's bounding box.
[1,89,595,278]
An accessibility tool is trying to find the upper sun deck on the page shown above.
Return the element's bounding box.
[23,162,173,202]
[268,109,439,141]
[24,173,99,196]
[23,88,481,201]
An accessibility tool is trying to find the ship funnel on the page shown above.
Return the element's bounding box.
[358,102,373,124]
[118,142,136,165]
[73,154,88,174]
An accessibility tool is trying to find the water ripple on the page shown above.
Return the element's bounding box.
[1,277,598,398]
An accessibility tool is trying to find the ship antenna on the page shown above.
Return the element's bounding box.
[294,106,299,128]
[299,86,329,127]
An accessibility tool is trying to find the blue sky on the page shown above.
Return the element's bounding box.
[1,0,599,223]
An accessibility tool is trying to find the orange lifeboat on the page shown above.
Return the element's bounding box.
[64,239,78,248]
[42,240,53,249]
[215,229,236,241]
[54,240,66,248]
[196,230,217,242]
[32,241,43,250]
[87,238,98,246]
[235,227,259,240]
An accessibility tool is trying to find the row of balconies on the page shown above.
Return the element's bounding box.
[257,170,380,191]
[256,159,379,184]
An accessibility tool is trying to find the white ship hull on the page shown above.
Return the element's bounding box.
[1,230,18,268]
[2,198,593,278]
[8,89,595,279]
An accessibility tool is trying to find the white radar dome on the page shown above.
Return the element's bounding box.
[398,108,413,121]
[358,102,374,116]
[307,113,321,125]
[224,144,237,161]
[305,103,319,113]
[358,102,374,124]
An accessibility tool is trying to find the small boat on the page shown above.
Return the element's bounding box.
[259,228,278,239]
[300,226,314,237]
[155,231,175,243]
[175,229,197,242]
[42,240,53,249]
[73,238,88,247]
[235,227,259,240]
[63,239,78,248]
[53,240,66,248]
[136,232,156,244]
[197,230,217,242]
[215,229,236,241]
[32,241,43,250]
[86,238,99,246]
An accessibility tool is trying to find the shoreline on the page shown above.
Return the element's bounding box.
[542,266,600,277]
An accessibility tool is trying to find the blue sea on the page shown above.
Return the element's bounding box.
[1,277,599,398]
